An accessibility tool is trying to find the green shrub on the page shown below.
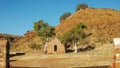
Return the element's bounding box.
[76,3,88,11]
[35,45,41,50]
[60,12,72,22]
[28,42,41,50]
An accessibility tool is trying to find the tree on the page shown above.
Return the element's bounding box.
[60,12,72,22]
[76,3,88,11]
[59,23,86,53]
[33,20,55,53]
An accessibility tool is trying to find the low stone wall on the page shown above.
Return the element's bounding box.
[0,40,10,68]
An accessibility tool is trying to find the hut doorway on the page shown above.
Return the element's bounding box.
[54,45,57,52]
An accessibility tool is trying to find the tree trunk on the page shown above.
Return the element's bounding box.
[74,42,78,53]
[44,38,48,54]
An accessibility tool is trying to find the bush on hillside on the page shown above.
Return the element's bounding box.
[76,3,88,11]
[28,42,41,50]
[60,12,72,22]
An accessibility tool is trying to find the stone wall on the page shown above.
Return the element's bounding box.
[0,40,10,68]
[46,38,65,54]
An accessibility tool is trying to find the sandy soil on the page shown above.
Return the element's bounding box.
[10,53,113,68]
[10,44,114,68]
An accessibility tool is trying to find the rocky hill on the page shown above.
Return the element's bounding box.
[0,33,23,45]
[11,31,44,53]
[56,8,120,44]
[10,8,120,52]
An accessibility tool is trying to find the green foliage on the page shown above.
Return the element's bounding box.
[28,42,41,50]
[60,12,72,22]
[27,30,30,33]
[28,42,36,49]
[76,3,88,11]
[33,20,55,39]
[35,44,41,50]
[59,22,87,45]
[58,31,72,45]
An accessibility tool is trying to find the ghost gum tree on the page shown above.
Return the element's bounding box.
[59,23,86,53]
[33,20,55,53]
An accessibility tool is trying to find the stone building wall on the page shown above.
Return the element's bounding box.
[46,38,65,54]
[0,40,10,68]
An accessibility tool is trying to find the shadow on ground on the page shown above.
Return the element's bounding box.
[10,53,25,57]
[10,52,25,62]
[78,45,95,52]
[66,46,95,53]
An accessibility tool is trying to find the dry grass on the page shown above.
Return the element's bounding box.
[56,8,120,45]
[10,43,114,68]
[11,36,43,53]
[80,43,114,56]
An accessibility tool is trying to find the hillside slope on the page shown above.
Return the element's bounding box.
[0,33,23,45]
[56,8,120,44]
[11,31,44,53]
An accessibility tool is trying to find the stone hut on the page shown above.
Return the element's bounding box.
[46,38,65,54]
[0,40,10,68]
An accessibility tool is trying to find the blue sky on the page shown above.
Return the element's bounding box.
[0,0,120,36]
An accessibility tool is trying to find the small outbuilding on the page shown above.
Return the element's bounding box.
[46,38,65,54]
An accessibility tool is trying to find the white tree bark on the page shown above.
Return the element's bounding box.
[44,38,48,54]
[74,42,78,53]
